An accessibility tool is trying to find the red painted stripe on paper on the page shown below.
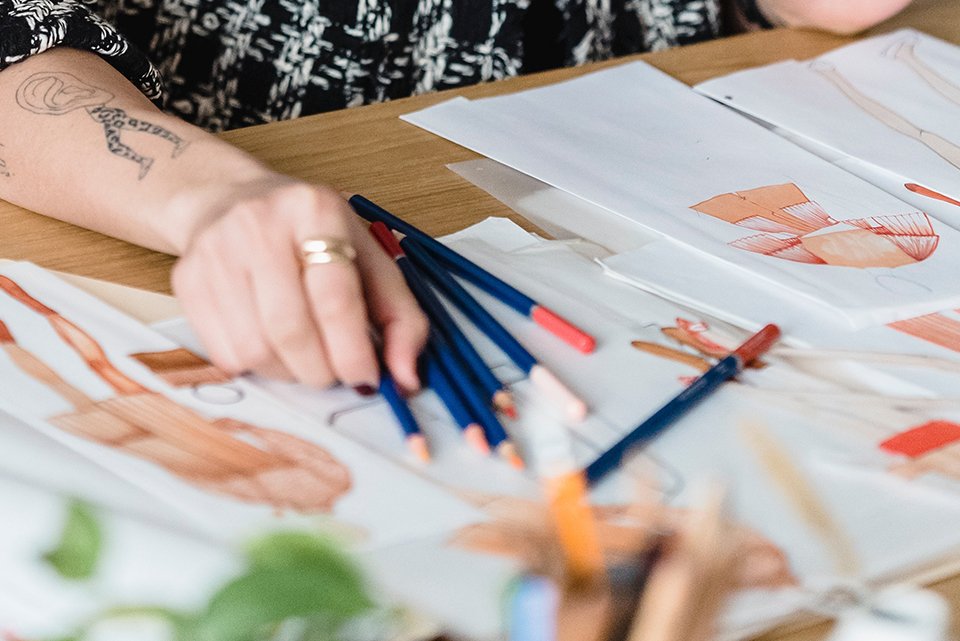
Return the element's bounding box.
[880,421,960,458]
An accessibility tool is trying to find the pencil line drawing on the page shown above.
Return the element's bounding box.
[15,72,188,179]
[692,183,939,268]
[812,61,960,171]
[888,310,960,353]
[0,278,352,514]
[888,35,960,106]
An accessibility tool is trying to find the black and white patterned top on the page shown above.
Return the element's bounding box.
[0,0,721,131]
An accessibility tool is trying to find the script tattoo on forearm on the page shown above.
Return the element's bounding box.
[15,72,189,179]
[0,144,10,178]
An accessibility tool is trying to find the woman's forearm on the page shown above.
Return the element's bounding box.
[756,0,913,35]
[0,47,271,255]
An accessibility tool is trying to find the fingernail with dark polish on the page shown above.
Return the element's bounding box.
[353,384,377,397]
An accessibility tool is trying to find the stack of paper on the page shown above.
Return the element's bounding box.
[696,29,960,231]
[402,61,960,329]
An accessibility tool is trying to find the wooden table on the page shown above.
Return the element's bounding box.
[2,1,959,639]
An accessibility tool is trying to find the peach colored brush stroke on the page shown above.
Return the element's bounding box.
[888,311,960,353]
[130,347,232,387]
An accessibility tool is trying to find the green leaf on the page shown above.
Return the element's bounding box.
[192,566,374,641]
[247,532,357,577]
[42,500,102,580]
[182,533,375,641]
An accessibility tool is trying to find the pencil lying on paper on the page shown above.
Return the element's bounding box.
[423,344,491,454]
[378,371,430,463]
[585,324,781,485]
[369,222,518,419]
[429,327,524,468]
[349,195,596,354]
[402,235,588,422]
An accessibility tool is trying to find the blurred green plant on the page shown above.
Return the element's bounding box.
[44,501,382,641]
[42,500,103,580]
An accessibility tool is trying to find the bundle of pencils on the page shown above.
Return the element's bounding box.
[352,196,593,468]
[509,480,740,641]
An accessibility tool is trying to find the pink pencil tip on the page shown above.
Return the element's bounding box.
[529,365,589,422]
[493,390,519,420]
[407,434,431,463]
[497,441,526,471]
[464,424,492,455]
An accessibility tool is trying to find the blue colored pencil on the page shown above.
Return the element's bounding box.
[369,223,524,468]
[584,324,781,485]
[370,222,517,419]
[349,195,596,354]
[428,328,524,469]
[423,343,490,454]
[378,371,430,463]
[402,236,588,422]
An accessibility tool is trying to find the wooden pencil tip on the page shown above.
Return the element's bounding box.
[407,434,431,463]
[498,441,526,470]
[464,424,492,455]
[493,389,518,419]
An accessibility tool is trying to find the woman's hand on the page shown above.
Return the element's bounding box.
[0,50,427,392]
[170,174,428,392]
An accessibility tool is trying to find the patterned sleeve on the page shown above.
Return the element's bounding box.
[0,0,163,102]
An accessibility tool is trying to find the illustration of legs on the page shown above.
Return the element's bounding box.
[204,419,352,513]
[888,310,960,353]
[86,106,189,179]
[813,62,960,171]
[0,276,351,512]
[880,420,960,481]
[888,36,960,106]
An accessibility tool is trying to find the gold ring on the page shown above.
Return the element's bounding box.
[300,238,357,266]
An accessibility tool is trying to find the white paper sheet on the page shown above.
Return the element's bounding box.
[6,225,960,640]
[696,30,960,231]
[402,61,960,328]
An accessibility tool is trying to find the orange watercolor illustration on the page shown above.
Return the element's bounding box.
[632,318,762,380]
[691,183,939,268]
[888,310,960,353]
[0,276,351,513]
[130,347,232,387]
